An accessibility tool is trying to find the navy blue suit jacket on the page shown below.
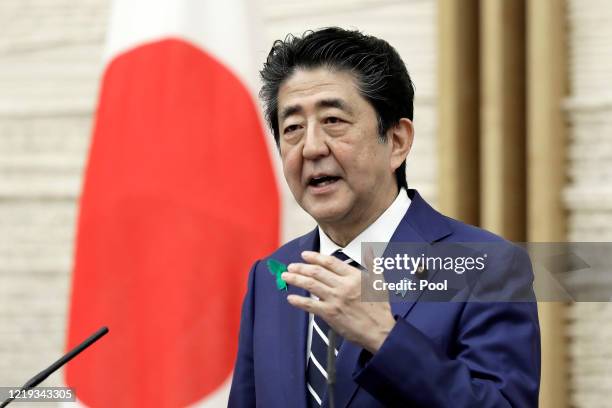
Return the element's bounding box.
[229,189,540,407]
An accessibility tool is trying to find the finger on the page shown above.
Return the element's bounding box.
[287,262,342,287]
[286,294,325,315]
[301,251,352,276]
[363,245,376,274]
[363,245,381,284]
[282,272,334,299]
[361,245,387,301]
[362,245,376,283]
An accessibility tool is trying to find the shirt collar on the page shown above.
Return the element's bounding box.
[318,188,411,263]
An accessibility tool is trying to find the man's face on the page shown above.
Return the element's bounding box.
[277,67,399,228]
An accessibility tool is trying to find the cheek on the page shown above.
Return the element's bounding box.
[281,147,302,183]
[345,141,378,167]
[343,143,389,182]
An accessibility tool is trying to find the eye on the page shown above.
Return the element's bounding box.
[283,124,301,134]
[324,117,343,124]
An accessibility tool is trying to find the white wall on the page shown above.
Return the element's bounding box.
[564,0,612,406]
[0,0,109,402]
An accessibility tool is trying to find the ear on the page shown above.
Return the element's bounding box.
[388,118,414,172]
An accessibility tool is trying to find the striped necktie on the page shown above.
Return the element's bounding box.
[306,249,360,407]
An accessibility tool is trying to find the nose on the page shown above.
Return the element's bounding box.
[302,123,329,160]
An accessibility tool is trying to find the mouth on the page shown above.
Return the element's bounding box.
[307,175,341,188]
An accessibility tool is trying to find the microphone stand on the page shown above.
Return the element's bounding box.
[0,327,109,408]
[327,329,337,408]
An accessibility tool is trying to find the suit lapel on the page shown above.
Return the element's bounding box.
[279,228,319,408]
[385,189,452,318]
[333,189,453,408]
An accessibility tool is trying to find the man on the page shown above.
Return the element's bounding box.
[229,27,540,407]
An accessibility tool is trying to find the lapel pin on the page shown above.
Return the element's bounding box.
[266,259,288,291]
[395,277,410,298]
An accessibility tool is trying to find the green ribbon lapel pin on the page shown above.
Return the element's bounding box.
[266,259,288,291]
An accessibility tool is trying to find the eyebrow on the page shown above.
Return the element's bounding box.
[316,98,353,114]
[279,98,354,122]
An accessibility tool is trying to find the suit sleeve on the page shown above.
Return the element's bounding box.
[228,260,259,408]
[353,246,541,407]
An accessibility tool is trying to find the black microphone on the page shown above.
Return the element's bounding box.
[0,326,109,408]
[327,328,337,408]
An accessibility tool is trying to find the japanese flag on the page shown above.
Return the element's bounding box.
[64,0,280,406]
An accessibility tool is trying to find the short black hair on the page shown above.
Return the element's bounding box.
[259,27,415,191]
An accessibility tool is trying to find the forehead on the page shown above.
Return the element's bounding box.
[277,67,364,113]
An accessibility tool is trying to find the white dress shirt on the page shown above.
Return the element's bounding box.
[306,188,411,360]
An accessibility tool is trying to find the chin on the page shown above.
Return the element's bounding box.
[302,202,348,224]
[295,188,353,223]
